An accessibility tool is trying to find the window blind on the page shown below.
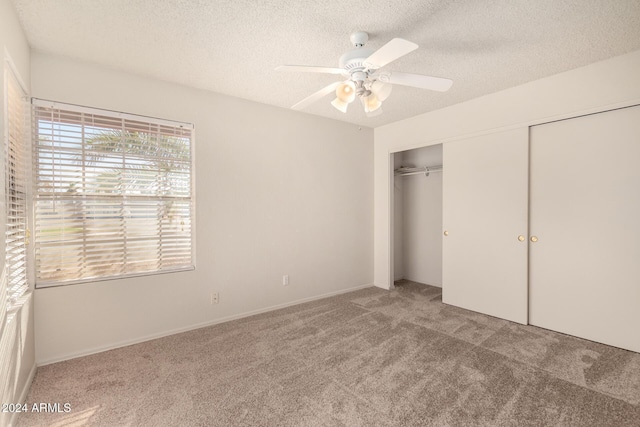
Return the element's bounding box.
[4,67,29,314]
[33,100,194,287]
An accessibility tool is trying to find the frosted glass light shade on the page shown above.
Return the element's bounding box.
[331,97,349,113]
[363,93,382,113]
[371,80,392,101]
[335,81,356,103]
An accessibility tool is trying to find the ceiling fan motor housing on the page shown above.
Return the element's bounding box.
[339,48,374,72]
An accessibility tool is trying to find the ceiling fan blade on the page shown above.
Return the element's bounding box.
[276,65,346,75]
[364,38,418,69]
[389,72,453,92]
[291,81,341,110]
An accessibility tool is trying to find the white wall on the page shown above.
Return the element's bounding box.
[398,145,443,286]
[31,53,374,364]
[374,49,640,289]
[0,0,35,423]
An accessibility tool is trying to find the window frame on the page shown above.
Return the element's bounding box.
[32,99,196,288]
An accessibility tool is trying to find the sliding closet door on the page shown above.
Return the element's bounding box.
[443,128,528,324]
[529,105,640,353]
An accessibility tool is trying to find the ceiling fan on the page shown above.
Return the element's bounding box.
[276,31,453,116]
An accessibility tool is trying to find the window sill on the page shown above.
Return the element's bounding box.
[35,265,196,289]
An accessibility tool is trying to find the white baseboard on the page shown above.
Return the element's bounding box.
[37,283,374,366]
[9,363,36,427]
[402,276,442,288]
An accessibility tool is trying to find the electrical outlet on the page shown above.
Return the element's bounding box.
[210,292,219,305]
[283,275,289,286]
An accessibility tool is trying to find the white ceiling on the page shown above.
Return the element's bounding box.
[11,0,640,128]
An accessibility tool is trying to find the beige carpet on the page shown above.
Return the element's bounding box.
[19,280,640,426]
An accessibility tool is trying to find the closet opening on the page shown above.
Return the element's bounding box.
[392,144,443,289]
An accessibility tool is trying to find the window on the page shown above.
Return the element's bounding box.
[33,100,194,287]
[3,64,29,320]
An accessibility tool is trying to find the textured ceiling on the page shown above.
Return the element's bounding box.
[11,0,640,128]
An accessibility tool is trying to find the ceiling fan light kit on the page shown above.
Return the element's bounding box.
[277,31,453,116]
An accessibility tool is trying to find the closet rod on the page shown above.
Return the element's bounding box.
[394,165,443,177]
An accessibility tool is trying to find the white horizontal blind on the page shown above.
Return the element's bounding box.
[33,100,194,286]
[4,67,29,312]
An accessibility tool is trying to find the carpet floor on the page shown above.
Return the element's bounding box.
[19,280,640,426]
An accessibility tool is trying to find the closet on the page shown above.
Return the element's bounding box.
[442,128,529,324]
[529,106,640,352]
[442,105,640,353]
[393,145,443,287]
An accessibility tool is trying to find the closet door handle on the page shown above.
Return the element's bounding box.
[443,230,449,236]
[530,236,538,242]
[518,235,525,241]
